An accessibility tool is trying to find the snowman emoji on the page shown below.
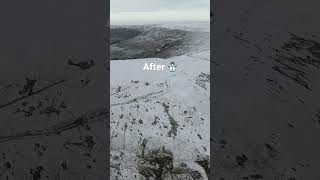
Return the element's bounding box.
[168,62,177,72]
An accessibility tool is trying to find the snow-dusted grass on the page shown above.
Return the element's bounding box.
[110,51,210,179]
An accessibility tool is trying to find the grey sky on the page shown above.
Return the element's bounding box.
[110,0,210,25]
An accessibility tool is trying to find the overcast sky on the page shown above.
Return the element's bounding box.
[110,0,210,25]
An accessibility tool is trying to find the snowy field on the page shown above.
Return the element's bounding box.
[110,23,210,180]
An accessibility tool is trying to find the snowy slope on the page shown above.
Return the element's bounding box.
[155,21,210,32]
[110,24,210,60]
[110,51,210,179]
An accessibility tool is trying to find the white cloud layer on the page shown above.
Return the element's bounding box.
[110,0,210,25]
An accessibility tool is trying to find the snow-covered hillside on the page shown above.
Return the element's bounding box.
[110,47,210,179]
[110,22,210,60]
[155,21,210,32]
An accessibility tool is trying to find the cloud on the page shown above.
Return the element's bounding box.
[111,0,209,12]
[110,0,209,24]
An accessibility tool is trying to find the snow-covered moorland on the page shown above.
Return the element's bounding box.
[110,23,210,180]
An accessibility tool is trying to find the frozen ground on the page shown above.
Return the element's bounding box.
[110,23,210,179]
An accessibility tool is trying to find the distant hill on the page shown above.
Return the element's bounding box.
[110,25,209,60]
